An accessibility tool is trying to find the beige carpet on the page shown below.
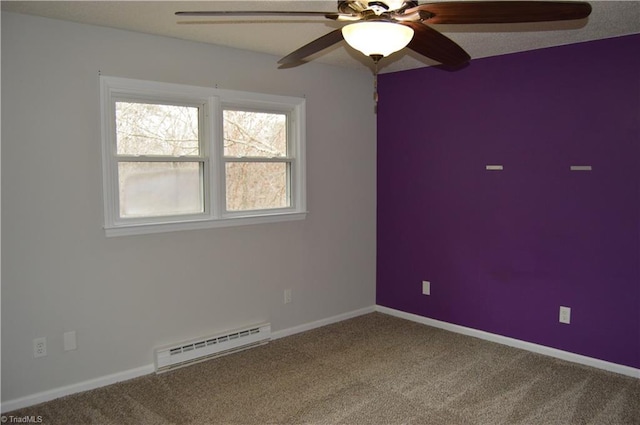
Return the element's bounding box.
[5,313,640,424]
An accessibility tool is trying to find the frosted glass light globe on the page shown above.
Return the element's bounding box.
[342,21,414,58]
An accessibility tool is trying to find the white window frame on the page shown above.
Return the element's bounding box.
[100,76,306,237]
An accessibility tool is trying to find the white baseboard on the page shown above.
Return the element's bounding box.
[271,305,376,340]
[5,304,634,413]
[1,305,376,413]
[1,363,155,413]
[376,305,640,379]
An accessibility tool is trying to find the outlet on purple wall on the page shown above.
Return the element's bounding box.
[376,34,640,369]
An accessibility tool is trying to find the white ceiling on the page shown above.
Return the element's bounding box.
[3,1,639,73]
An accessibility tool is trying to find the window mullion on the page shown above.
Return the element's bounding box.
[208,96,224,220]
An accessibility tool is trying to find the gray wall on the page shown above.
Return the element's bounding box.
[1,12,377,402]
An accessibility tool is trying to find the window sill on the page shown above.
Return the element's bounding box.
[104,211,308,237]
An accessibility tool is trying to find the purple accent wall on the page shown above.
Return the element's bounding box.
[377,34,640,368]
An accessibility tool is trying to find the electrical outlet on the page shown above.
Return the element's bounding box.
[422,281,431,295]
[284,289,292,304]
[33,337,47,358]
[559,306,571,324]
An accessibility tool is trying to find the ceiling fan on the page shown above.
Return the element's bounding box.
[176,1,593,68]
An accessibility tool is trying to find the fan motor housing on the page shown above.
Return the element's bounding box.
[338,1,418,14]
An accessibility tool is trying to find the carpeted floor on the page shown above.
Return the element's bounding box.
[4,313,640,424]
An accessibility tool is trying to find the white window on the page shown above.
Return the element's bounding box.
[100,76,306,236]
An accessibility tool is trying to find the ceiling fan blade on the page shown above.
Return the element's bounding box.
[409,1,592,24]
[176,11,332,18]
[278,29,344,65]
[403,22,470,67]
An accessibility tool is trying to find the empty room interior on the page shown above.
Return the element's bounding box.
[1,1,639,423]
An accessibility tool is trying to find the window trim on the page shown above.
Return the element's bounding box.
[100,76,307,237]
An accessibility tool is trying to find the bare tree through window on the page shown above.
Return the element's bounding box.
[115,102,203,218]
[223,110,290,211]
[114,103,291,217]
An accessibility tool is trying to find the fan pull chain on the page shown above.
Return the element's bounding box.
[371,55,382,114]
[374,63,379,106]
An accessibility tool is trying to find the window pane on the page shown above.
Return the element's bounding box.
[118,162,203,218]
[223,110,287,157]
[116,102,200,156]
[225,162,289,211]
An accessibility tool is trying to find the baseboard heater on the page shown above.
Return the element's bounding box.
[154,322,271,373]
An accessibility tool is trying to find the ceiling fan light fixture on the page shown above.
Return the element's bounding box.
[342,21,414,58]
